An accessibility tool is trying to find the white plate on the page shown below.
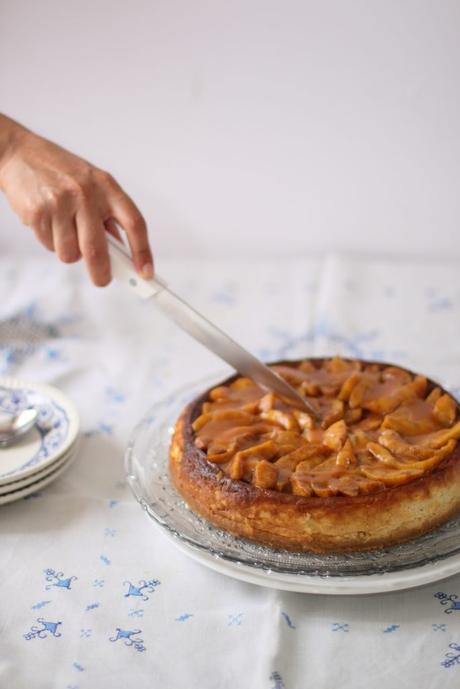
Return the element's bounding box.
[0,447,79,506]
[0,378,80,483]
[126,374,460,596]
[0,439,80,495]
[161,527,460,595]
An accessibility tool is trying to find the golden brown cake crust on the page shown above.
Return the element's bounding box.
[169,359,460,553]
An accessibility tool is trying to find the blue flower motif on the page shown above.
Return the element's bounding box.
[86,603,100,611]
[227,613,243,626]
[128,609,144,618]
[31,600,51,610]
[46,347,62,361]
[109,628,146,652]
[429,297,454,312]
[209,287,237,307]
[441,642,460,668]
[270,671,285,689]
[433,624,447,632]
[124,578,160,601]
[383,625,400,633]
[24,618,62,640]
[331,623,349,632]
[105,387,126,404]
[0,302,81,375]
[0,305,62,374]
[265,322,383,360]
[44,569,77,591]
[434,592,460,614]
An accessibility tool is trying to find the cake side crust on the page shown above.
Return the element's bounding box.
[170,401,460,553]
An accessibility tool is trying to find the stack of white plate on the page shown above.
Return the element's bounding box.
[0,378,80,505]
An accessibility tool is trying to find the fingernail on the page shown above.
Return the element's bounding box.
[141,262,154,279]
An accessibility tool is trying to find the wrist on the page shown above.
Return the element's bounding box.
[0,115,29,181]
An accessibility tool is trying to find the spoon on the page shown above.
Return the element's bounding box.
[0,408,39,447]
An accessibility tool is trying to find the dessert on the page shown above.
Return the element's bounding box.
[169,357,460,552]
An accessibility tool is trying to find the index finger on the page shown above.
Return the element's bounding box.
[105,181,153,278]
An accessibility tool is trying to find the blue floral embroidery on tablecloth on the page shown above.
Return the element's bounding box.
[105,387,126,404]
[175,613,193,622]
[331,623,349,632]
[263,319,412,364]
[429,297,454,312]
[0,303,79,374]
[209,284,237,307]
[24,618,62,640]
[109,628,146,652]
[86,603,100,612]
[44,569,77,591]
[434,592,460,613]
[228,613,243,626]
[441,643,460,668]
[266,322,384,360]
[31,600,51,610]
[383,625,400,633]
[269,671,285,689]
[124,578,160,601]
[128,609,144,618]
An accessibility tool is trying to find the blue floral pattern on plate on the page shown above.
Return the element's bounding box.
[0,384,75,480]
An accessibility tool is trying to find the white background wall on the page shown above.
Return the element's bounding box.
[1,0,460,261]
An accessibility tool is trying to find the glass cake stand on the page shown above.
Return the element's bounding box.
[125,374,460,595]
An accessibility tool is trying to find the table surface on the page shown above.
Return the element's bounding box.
[1,252,459,689]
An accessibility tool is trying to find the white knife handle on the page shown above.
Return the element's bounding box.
[106,233,166,299]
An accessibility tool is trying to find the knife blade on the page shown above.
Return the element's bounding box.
[106,234,317,416]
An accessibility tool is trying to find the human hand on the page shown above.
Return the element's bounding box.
[0,115,153,286]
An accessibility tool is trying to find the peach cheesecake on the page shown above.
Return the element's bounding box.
[169,357,460,552]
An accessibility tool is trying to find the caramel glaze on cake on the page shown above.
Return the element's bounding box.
[169,357,460,552]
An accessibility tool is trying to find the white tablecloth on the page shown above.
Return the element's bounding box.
[0,251,459,689]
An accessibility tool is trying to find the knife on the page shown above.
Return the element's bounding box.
[106,234,316,416]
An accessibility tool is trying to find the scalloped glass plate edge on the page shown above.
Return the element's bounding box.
[154,524,460,595]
